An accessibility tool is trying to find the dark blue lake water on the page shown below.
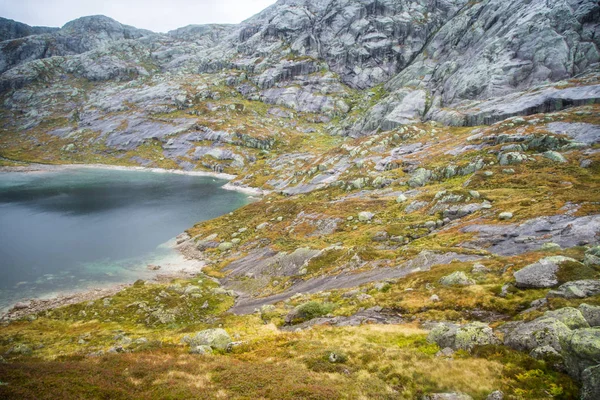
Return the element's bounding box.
[0,168,248,311]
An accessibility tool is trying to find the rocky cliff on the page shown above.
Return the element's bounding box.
[1,1,600,399]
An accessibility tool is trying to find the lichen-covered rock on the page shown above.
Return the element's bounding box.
[427,322,497,351]
[427,323,459,349]
[358,211,374,222]
[560,328,600,380]
[579,304,600,327]
[485,391,504,400]
[396,194,408,203]
[584,246,600,267]
[513,256,580,288]
[408,168,432,188]
[544,307,590,330]
[189,344,213,355]
[543,151,567,163]
[503,317,571,353]
[188,328,232,351]
[547,280,600,299]
[529,345,564,365]
[498,212,513,221]
[454,322,499,351]
[439,271,475,286]
[498,152,527,165]
[6,343,32,356]
[218,242,233,251]
[471,264,490,274]
[581,365,600,400]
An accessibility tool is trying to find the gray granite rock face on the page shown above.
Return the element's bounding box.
[0,17,57,42]
[351,0,600,131]
[546,122,600,146]
[0,15,152,75]
[1,0,599,137]
[461,214,600,256]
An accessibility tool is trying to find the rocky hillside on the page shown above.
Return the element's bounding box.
[1,0,600,399]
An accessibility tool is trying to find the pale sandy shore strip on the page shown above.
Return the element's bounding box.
[0,163,270,196]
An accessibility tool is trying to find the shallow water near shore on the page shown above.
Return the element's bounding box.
[0,168,248,312]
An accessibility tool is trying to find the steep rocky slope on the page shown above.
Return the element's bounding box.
[1,0,600,399]
[0,17,58,42]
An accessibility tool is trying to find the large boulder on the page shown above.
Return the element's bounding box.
[427,323,459,349]
[498,152,527,165]
[581,365,600,400]
[544,307,590,330]
[547,280,600,299]
[584,246,600,267]
[560,328,600,380]
[513,256,581,288]
[427,322,498,351]
[503,317,571,353]
[187,328,231,351]
[542,151,567,163]
[408,168,432,188]
[439,271,475,286]
[579,304,600,327]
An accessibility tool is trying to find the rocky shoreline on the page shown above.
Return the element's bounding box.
[0,235,207,322]
[0,163,265,321]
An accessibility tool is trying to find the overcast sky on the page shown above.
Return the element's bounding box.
[0,0,277,33]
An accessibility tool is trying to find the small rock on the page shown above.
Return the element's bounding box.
[218,242,233,251]
[541,243,561,251]
[469,190,480,199]
[358,211,374,222]
[190,345,213,355]
[188,328,231,351]
[256,222,269,230]
[471,264,490,274]
[7,344,32,355]
[12,302,30,310]
[498,212,513,220]
[439,271,475,286]
[430,294,440,302]
[435,347,454,358]
[396,194,408,203]
[584,246,600,267]
[372,231,389,242]
[486,390,504,400]
[543,151,567,163]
